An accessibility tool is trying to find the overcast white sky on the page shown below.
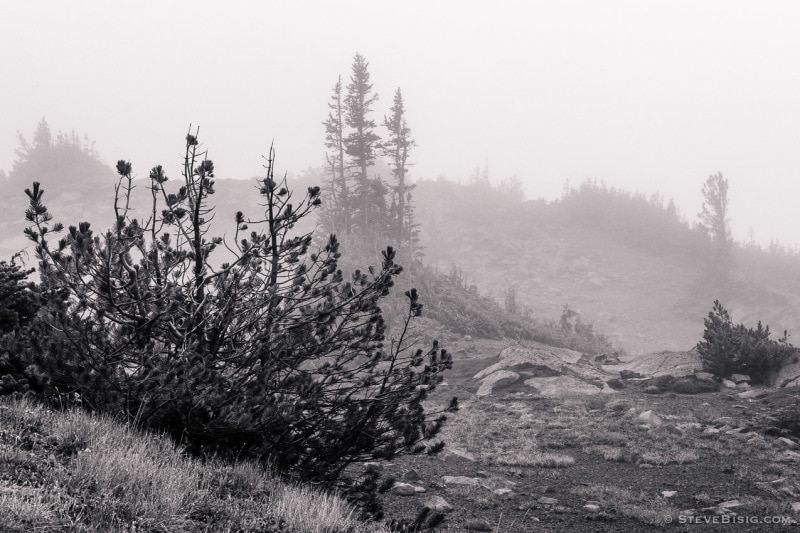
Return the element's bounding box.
[2,1,799,246]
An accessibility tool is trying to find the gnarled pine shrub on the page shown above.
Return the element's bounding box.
[696,300,797,385]
[22,131,456,488]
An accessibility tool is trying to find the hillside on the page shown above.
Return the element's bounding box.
[413,178,800,354]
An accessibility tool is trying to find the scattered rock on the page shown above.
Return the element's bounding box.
[538,497,559,505]
[730,374,751,384]
[363,462,383,474]
[493,488,513,497]
[442,475,481,486]
[464,519,493,531]
[662,491,677,498]
[525,375,608,397]
[695,372,716,382]
[444,448,476,462]
[737,390,764,399]
[583,503,601,512]
[423,495,454,513]
[638,410,663,427]
[402,469,420,482]
[392,482,417,496]
[718,499,742,509]
[722,379,737,389]
[779,450,800,463]
[476,370,520,397]
[756,478,786,490]
[659,424,683,436]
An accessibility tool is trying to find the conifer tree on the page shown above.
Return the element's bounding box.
[382,87,417,254]
[21,130,456,489]
[344,53,383,239]
[698,172,731,276]
[321,76,351,236]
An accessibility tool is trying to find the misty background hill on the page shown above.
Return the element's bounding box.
[3,127,799,356]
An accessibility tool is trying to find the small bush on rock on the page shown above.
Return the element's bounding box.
[696,300,798,385]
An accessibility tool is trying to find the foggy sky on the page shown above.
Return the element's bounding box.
[2,1,800,247]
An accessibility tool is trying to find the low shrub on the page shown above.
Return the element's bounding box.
[696,300,798,385]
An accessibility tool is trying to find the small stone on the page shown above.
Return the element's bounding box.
[423,495,453,513]
[778,437,799,450]
[738,390,763,399]
[620,370,644,379]
[442,475,480,486]
[730,374,750,384]
[493,488,513,497]
[402,469,420,482]
[538,497,559,505]
[583,503,601,512]
[464,519,493,531]
[392,482,417,496]
[638,410,663,427]
[643,385,661,394]
[703,427,720,435]
[780,450,800,462]
[736,382,751,390]
[712,416,732,425]
[695,372,716,382]
[662,491,677,498]
[792,502,800,513]
[444,448,476,462]
[661,424,683,436]
[414,486,427,493]
[722,379,737,389]
[363,462,383,474]
[718,499,742,508]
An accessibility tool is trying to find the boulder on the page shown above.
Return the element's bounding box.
[525,375,608,397]
[476,370,520,397]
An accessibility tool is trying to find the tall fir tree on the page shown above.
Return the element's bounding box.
[322,76,351,236]
[382,87,417,255]
[344,53,383,240]
[698,172,731,277]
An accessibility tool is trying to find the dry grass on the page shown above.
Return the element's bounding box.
[573,484,680,526]
[0,397,386,532]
